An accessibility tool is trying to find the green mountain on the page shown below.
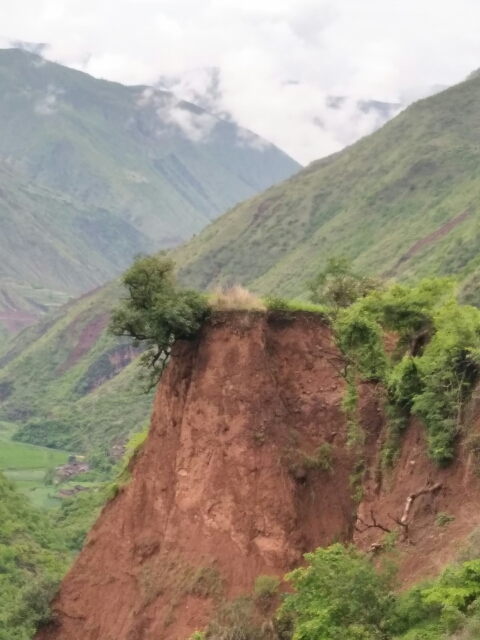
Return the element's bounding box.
[173,71,480,304]
[5,67,480,455]
[0,48,300,332]
[0,283,153,453]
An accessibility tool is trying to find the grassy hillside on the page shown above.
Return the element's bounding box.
[172,72,480,303]
[5,67,480,457]
[0,284,153,453]
[0,48,299,331]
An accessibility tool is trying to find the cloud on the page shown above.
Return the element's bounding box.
[158,103,218,143]
[34,84,64,115]
[1,0,480,162]
[135,88,218,142]
[9,39,49,55]
[236,127,272,151]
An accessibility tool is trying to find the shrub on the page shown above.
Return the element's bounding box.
[304,443,334,472]
[188,566,224,600]
[210,285,265,311]
[9,576,60,629]
[307,256,382,311]
[421,560,480,630]
[207,597,262,640]
[264,295,290,312]
[253,575,281,611]
[436,513,455,527]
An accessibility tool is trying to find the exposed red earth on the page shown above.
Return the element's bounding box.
[36,312,480,640]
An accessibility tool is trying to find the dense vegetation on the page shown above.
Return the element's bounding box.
[0,436,133,639]
[281,544,480,639]
[0,472,69,639]
[332,277,480,465]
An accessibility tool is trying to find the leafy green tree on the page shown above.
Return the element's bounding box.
[280,544,396,640]
[110,255,209,388]
[307,257,381,311]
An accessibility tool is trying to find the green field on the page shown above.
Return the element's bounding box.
[0,421,71,508]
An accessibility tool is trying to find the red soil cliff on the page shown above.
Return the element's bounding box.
[36,312,480,640]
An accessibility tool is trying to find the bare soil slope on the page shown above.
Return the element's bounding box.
[36,313,480,640]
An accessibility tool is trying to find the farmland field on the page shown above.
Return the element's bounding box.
[0,420,71,508]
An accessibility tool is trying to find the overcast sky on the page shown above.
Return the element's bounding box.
[2,0,480,163]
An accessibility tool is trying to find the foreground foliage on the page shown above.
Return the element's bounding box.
[280,545,480,640]
[0,472,69,639]
[281,544,396,640]
[332,278,480,465]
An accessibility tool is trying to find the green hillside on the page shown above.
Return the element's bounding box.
[0,48,299,331]
[173,71,480,303]
[0,283,153,453]
[5,67,480,457]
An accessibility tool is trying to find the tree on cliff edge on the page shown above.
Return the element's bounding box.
[307,257,381,311]
[110,255,209,388]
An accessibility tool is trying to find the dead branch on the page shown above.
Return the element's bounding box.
[387,513,415,544]
[355,510,391,534]
[386,483,442,543]
[400,483,442,525]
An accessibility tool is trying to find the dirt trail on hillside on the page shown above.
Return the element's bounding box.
[35,313,480,640]
[384,208,470,277]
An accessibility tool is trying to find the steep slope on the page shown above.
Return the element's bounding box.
[0,283,153,452]
[34,313,480,640]
[173,72,480,300]
[0,48,300,330]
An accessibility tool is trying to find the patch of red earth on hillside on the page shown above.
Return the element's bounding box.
[0,309,37,333]
[59,313,110,373]
[384,208,470,277]
[252,195,281,221]
[79,344,141,395]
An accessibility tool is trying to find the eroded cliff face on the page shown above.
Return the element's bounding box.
[35,312,480,640]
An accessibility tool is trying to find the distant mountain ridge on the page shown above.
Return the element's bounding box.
[0,47,300,335]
